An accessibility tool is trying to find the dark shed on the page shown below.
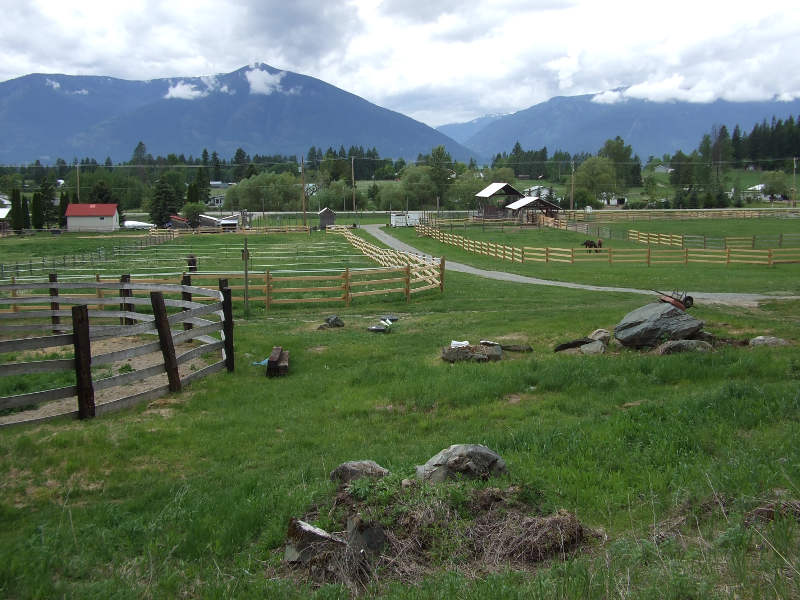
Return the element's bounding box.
[318,207,336,229]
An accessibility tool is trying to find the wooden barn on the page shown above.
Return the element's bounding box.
[475,183,525,218]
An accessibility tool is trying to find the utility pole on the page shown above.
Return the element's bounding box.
[76,163,80,203]
[793,157,797,208]
[569,160,575,211]
[300,156,307,226]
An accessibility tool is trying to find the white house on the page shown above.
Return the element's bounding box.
[65,203,119,232]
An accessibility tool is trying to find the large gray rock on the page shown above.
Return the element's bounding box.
[330,460,389,484]
[415,444,507,483]
[579,340,606,355]
[614,303,705,348]
[749,336,789,347]
[653,339,714,355]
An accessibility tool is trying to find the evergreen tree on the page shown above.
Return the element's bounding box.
[39,177,56,226]
[58,191,69,228]
[10,188,24,232]
[22,197,31,229]
[31,192,45,229]
[150,180,175,227]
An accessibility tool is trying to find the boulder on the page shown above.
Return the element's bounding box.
[441,344,499,362]
[477,344,503,362]
[416,444,507,483]
[653,340,714,355]
[588,329,611,345]
[614,303,704,348]
[442,346,474,362]
[749,336,789,347]
[579,340,606,355]
[330,460,389,484]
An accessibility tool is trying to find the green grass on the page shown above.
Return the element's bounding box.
[1,223,800,597]
[387,225,800,294]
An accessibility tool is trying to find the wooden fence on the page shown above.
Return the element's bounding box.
[559,208,800,222]
[0,278,233,428]
[416,224,800,266]
[627,230,800,250]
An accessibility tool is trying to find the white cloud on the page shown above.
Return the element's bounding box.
[70,88,88,95]
[164,80,208,100]
[245,68,285,95]
[45,78,60,90]
[591,90,625,105]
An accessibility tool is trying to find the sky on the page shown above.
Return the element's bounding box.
[2,0,799,127]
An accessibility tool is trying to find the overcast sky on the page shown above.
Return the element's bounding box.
[2,0,799,127]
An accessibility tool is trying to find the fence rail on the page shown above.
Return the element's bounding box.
[0,278,233,428]
[416,224,800,267]
[628,229,800,250]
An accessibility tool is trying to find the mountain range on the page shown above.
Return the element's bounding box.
[442,93,800,161]
[2,63,799,166]
[0,64,478,164]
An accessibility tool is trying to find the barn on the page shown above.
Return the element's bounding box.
[475,183,525,218]
[65,204,119,232]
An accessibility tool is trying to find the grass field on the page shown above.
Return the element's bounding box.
[1,224,800,598]
[389,225,800,294]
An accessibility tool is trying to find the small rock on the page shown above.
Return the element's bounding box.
[477,344,503,361]
[330,460,389,484]
[368,325,390,333]
[347,515,386,558]
[382,315,399,323]
[415,444,507,483]
[579,340,606,355]
[401,478,414,488]
[588,329,611,345]
[749,336,789,347]
[325,315,345,328]
[653,339,714,355]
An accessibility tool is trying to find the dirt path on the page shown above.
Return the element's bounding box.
[363,224,800,308]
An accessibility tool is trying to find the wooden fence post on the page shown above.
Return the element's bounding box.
[11,276,17,313]
[439,257,445,292]
[181,273,193,331]
[265,271,271,312]
[405,264,411,301]
[150,291,181,393]
[72,304,95,419]
[344,268,351,307]
[119,274,133,325]
[221,287,235,372]
[95,273,103,310]
[49,273,60,332]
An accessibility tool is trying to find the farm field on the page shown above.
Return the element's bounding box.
[389,224,800,295]
[1,226,800,597]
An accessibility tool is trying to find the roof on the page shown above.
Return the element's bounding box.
[505,197,538,210]
[475,182,525,199]
[318,207,336,215]
[65,203,118,217]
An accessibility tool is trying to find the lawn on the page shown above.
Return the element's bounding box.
[387,225,800,294]
[1,226,799,598]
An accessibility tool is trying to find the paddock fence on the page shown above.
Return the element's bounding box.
[0,278,234,428]
[416,225,800,266]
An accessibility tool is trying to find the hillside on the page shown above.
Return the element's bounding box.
[462,94,800,159]
[0,64,478,164]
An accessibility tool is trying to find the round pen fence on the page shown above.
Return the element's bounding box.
[0,278,234,428]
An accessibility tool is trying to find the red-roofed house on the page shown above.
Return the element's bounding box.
[65,203,119,232]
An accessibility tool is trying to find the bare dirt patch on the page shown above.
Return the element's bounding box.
[0,335,215,426]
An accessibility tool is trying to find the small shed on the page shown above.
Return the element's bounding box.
[318,207,336,229]
[65,203,119,232]
[475,183,525,218]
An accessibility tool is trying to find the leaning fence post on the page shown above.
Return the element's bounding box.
[221,287,235,372]
[439,257,445,292]
[72,304,95,419]
[49,273,60,332]
[405,264,411,301]
[181,273,193,331]
[150,291,181,393]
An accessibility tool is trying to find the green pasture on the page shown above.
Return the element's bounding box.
[1,222,800,597]
[389,225,800,294]
[606,217,800,238]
